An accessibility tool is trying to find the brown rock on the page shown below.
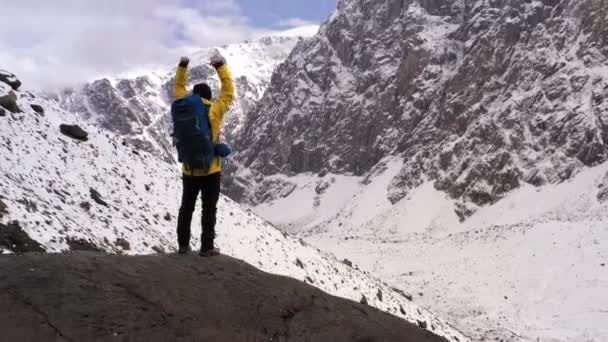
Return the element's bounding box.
[114,238,131,251]
[0,253,449,342]
[0,88,21,113]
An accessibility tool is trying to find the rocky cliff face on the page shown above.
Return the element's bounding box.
[57,36,302,164]
[231,0,608,214]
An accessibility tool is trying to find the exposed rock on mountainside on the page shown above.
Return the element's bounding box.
[0,221,45,253]
[0,69,21,90]
[231,0,608,212]
[0,82,21,113]
[59,124,88,141]
[57,36,304,164]
[0,253,449,342]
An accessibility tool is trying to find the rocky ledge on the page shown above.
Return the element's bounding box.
[0,253,448,342]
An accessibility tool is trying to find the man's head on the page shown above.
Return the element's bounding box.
[193,83,212,100]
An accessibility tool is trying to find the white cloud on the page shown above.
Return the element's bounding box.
[277,18,319,28]
[0,0,318,90]
[265,25,320,39]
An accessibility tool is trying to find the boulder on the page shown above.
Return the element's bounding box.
[0,69,21,90]
[114,238,131,251]
[89,188,108,207]
[59,124,89,141]
[66,237,103,252]
[30,104,44,115]
[0,83,21,113]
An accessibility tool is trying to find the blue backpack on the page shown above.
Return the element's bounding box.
[171,95,215,171]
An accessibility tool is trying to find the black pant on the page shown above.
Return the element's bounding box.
[177,173,221,248]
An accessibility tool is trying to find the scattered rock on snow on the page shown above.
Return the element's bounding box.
[360,294,368,305]
[315,180,331,195]
[66,237,103,252]
[152,245,165,254]
[598,187,608,203]
[0,69,21,90]
[163,212,172,221]
[89,189,109,207]
[597,173,608,203]
[377,288,383,302]
[30,104,44,115]
[391,287,414,301]
[342,259,353,267]
[0,198,7,219]
[417,320,428,329]
[79,201,91,211]
[295,258,305,269]
[115,238,131,251]
[59,124,89,141]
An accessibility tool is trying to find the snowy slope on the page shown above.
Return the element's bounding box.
[56,36,303,164]
[0,73,469,342]
[254,158,608,341]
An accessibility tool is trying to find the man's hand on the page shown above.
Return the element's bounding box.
[179,56,190,68]
[209,51,226,69]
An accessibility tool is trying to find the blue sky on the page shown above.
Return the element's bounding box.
[0,0,336,89]
[235,0,336,28]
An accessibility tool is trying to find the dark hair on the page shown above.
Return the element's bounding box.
[193,83,212,100]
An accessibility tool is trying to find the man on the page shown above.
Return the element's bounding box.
[174,52,234,256]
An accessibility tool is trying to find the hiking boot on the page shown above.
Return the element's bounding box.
[199,241,220,257]
[199,247,221,257]
[178,245,191,255]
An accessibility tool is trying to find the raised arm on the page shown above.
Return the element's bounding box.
[174,57,190,100]
[209,53,235,122]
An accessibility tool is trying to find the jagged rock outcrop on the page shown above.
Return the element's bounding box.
[0,253,449,342]
[230,0,608,212]
[0,82,21,113]
[0,69,21,91]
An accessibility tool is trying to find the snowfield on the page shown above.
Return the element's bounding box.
[0,76,468,342]
[255,158,608,341]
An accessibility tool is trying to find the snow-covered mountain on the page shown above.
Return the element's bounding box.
[230,0,608,216]
[0,71,469,342]
[215,0,608,341]
[56,36,302,164]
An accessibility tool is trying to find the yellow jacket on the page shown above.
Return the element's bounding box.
[174,64,234,176]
